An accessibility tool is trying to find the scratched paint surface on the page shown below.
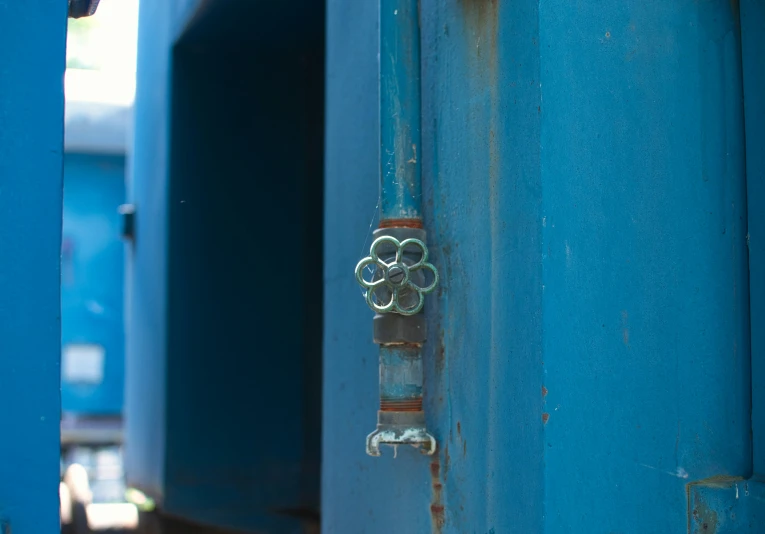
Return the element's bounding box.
[380,0,423,221]
[422,0,545,532]
[688,478,765,533]
[0,1,67,532]
[324,0,751,532]
[540,1,749,531]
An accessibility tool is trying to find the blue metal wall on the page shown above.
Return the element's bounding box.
[324,1,751,532]
[124,0,183,502]
[61,153,126,415]
[0,1,66,532]
[741,0,765,479]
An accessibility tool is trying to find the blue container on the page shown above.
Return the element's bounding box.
[60,99,129,429]
[0,2,67,532]
[323,1,755,533]
[125,2,324,532]
[61,151,126,416]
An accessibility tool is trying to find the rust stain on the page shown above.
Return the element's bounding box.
[379,218,423,229]
[621,310,630,348]
[430,458,445,533]
[686,476,743,533]
[542,413,550,424]
[463,440,467,457]
[542,386,548,397]
[435,329,445,373]
[430,461,440,479]
[459,0,499,82]
[460,0,502,345]
[456,421,461,436]
[691,501,718,533]
[458,0,500,31]
[379,398,423,412]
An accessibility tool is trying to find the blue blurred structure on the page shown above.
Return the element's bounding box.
[61,99,128,427]
[0,2,67,533]
[59,97,131,532]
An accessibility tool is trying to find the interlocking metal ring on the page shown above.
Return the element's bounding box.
[355,236,439,316]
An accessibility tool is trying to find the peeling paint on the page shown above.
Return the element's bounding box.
[691,500,718,533]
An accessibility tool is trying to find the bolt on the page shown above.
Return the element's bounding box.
[388,265,406,285]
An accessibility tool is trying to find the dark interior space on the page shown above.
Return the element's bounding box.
[150,2,325,532]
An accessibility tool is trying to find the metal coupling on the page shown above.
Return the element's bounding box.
[356,228,438,457]
[68,0,101,18]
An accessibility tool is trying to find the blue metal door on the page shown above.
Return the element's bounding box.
[324,1,760,532]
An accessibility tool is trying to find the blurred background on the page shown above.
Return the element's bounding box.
[60,2,140,532]
[59,2,324,533]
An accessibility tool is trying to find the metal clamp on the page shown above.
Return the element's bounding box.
[355,236,438,316]
[366,411,437,457]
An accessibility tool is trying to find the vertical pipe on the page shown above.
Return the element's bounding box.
[380,0,423,223]
[362,0,436,456]
[379,345,424,412]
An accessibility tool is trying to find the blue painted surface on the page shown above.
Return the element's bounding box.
[125,0,173,501]
[325,1,751,532]
[0,1,66,532]
[128,0,323,530]
[740,0,765,476]
[380,0,423,222]
[540,2,749,532]
[61,153,126,415]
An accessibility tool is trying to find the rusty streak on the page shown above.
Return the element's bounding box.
[430,458,445,533]
[379,218,424,229]
[379,398,423,411]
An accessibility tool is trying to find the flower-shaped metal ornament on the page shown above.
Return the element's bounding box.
[355,236,439,316]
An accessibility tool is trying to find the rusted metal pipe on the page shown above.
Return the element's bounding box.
[358,0,437,457]
[379,0,423,224]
